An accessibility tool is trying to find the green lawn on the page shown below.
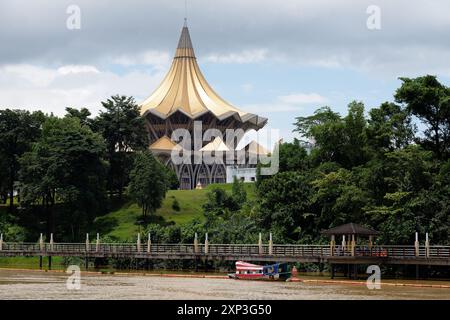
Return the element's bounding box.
[93,183,256,241]
[0,256,65,270]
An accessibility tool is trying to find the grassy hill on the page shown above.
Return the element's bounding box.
[93,183,256,241]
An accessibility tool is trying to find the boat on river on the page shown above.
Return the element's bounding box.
[228,261,291,281]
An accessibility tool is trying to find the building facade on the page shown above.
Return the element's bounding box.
[140,23,268,189]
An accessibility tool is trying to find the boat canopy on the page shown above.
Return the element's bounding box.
[235,261,263,271]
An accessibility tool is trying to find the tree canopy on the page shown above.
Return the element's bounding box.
[19,116,107,239]
[95,95,148,198]
[128,150,168,218]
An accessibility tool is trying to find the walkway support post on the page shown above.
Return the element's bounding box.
[415,232,419,257]
[0,233,3,251]
[39,233,44,251]
[50,233,54,251]
[204,233,209,255]
[269,233,273,255]
[96,233,100,252]
[368,235,373,251]
[137,233,141,253]
[194,233,199,254]
[330,235,335,256]
[425,233,430,258]
[147,233,151,253]
[258,233,263,255]
[85,233,89,252]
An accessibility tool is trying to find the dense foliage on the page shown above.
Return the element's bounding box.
[128,150,168,218]
[0,96,175,241]
[156,75,450,246]
[1,75,449,246]
[256,75,450,244]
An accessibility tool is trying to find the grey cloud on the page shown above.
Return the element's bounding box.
[1,0,450,77]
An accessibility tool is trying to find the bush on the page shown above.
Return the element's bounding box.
[172,198,180,212]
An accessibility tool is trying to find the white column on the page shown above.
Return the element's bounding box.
[425,232,430,258]
[0,233,3,251]
[342,235,346,255]
[96,233,100,252]
[258,233,263,255]
[50,233,54,251]
[39,233,44,251]
[414,232,419,257]
[147,233,151,253]
[330,235,335,256]
[137,233,141,253]
[204,233,209,255]
[269,233,273,255]
[194,233,199,254]
[351,234,355,256]
[85,233,89,252]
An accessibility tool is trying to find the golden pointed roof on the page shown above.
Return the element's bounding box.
[241,140,270,155]
[140,24,267,128]
[149,136,182,152]
[199,136,230,152]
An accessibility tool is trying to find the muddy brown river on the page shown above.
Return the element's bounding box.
[0,269,449,300]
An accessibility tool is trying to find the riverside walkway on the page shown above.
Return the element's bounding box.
[1,240,449,267]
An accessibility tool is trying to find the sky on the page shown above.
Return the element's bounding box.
[1,0,450,144]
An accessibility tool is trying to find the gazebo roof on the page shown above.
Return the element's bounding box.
[321,223,379,236]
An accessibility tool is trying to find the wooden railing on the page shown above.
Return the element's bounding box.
[0,242,449,259]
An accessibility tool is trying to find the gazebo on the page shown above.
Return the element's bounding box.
[321,223,379,256]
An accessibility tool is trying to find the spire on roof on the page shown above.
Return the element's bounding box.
[175,25,195,58]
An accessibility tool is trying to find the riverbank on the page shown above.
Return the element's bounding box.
[1,268,449,300]
[1,266,449,290]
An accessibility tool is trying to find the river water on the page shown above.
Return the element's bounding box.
[0,269,449,300]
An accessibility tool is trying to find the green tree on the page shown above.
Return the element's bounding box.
[19,117,107,239]
[95,95,148,199]
[366,102,416,153]
[395,75,450,158]
[128,151,168,218]
[0,155,8,204]
[231,176,247,205]
[278,138,308,173]
[310,167,371,232]
[257,171,313,242]
[172,197,180,212]
[202,188,240,229]
[164,166,180,190]
[0,109,45,211]
[294,106,341,139]
[344,101,368,167]
[65,107,94,129]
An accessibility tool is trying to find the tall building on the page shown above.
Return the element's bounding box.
[140,23,268,189]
